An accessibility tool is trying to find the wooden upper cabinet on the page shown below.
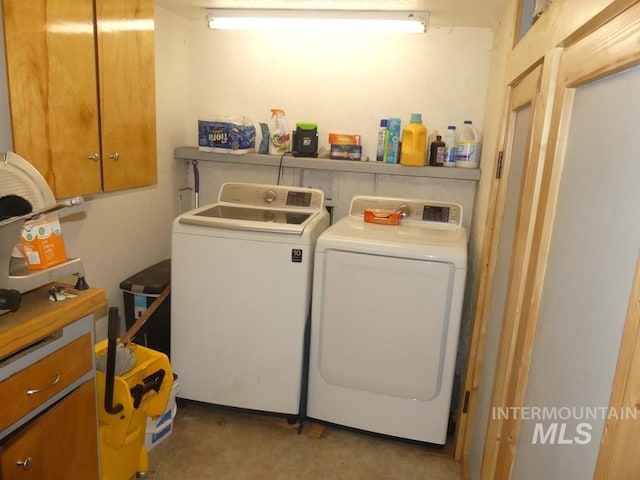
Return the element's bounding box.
[2,0,157,199]
[96,0,157,192]
[3,0,101,198]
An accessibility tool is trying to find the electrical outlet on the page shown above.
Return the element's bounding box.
[302,170,334,202]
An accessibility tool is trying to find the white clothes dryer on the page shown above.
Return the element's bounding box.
[171,182,329,419]
[307,195,467,444]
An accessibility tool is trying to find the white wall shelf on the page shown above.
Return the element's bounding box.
[174,147,481,181]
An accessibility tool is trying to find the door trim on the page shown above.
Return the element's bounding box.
[481,49,561,479]
[455,59,548,474]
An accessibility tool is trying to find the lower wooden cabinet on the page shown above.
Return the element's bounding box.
[0,380,99,479]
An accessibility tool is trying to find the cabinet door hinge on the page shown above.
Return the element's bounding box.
[495,151,504,179]
[462,390,471,414]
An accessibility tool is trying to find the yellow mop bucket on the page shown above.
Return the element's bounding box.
[96,306,173,480]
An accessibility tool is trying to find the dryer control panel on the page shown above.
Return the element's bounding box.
[349,196,462,227]
[218,182,325,210]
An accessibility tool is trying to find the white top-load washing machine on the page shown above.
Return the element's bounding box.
[307,195,467,444]
[171,182,329,419]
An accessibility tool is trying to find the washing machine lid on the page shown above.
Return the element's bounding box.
[179,204,319,234]
[317,196,467,267]
[178,182,326,235]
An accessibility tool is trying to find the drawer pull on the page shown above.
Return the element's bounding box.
[16,457,33,470]
[26,373,61,395]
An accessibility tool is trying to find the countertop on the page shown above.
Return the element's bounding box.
[0,284,106,360]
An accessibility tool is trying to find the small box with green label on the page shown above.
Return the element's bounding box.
[20,214,68,270]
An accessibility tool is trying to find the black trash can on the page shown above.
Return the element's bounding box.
[119,259,171,358]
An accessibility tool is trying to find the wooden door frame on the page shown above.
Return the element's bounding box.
[455,60,548,472]
[481,49,561,479]
[454,82,510,467]
[487,4,640,477]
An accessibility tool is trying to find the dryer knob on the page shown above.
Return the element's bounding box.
[398,204,411,217]
[263,190,278,203]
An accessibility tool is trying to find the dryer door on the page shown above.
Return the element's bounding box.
[316,250,454,401]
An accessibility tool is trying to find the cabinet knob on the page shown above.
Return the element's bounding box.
[109,152,120,161]
[88,153,99,162]
[16,457,33,471]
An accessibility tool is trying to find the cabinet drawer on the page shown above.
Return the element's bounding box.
[0,334,92,432]
[0,380,99,479]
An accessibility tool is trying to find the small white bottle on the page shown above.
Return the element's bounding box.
[443,125,457,167]
[455,120,481,168]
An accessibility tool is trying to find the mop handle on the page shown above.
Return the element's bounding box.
[105,307,124,414]
[120,284,171,346]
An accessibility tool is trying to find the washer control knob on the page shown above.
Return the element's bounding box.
[397,204,411,217]
[263,190,278,203]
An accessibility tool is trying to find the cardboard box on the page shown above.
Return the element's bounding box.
[330,144,362,160]
[364,209,402,225]
[20,214,67,270]
[145,374,178,451]
[328,133,361,145]
[145,404,176,451]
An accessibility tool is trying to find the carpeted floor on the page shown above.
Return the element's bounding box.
[147,403,461,480]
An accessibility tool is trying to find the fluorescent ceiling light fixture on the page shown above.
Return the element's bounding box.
[207,9,429,34]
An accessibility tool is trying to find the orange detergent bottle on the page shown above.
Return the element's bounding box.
[400,113,427,166]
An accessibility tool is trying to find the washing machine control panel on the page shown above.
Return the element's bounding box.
[218,182,325,210]
[349,196,462,226]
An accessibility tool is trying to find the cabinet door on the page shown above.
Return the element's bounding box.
[3,0,157,198]
[96,0,157,192]
[0,380,99,479]
[3,0,102,198]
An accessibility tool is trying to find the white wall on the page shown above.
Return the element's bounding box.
[186,24,493,161]
[180,23,494,241]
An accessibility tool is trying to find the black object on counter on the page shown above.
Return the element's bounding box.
[0,288,21,312]
[292,124,319,158]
